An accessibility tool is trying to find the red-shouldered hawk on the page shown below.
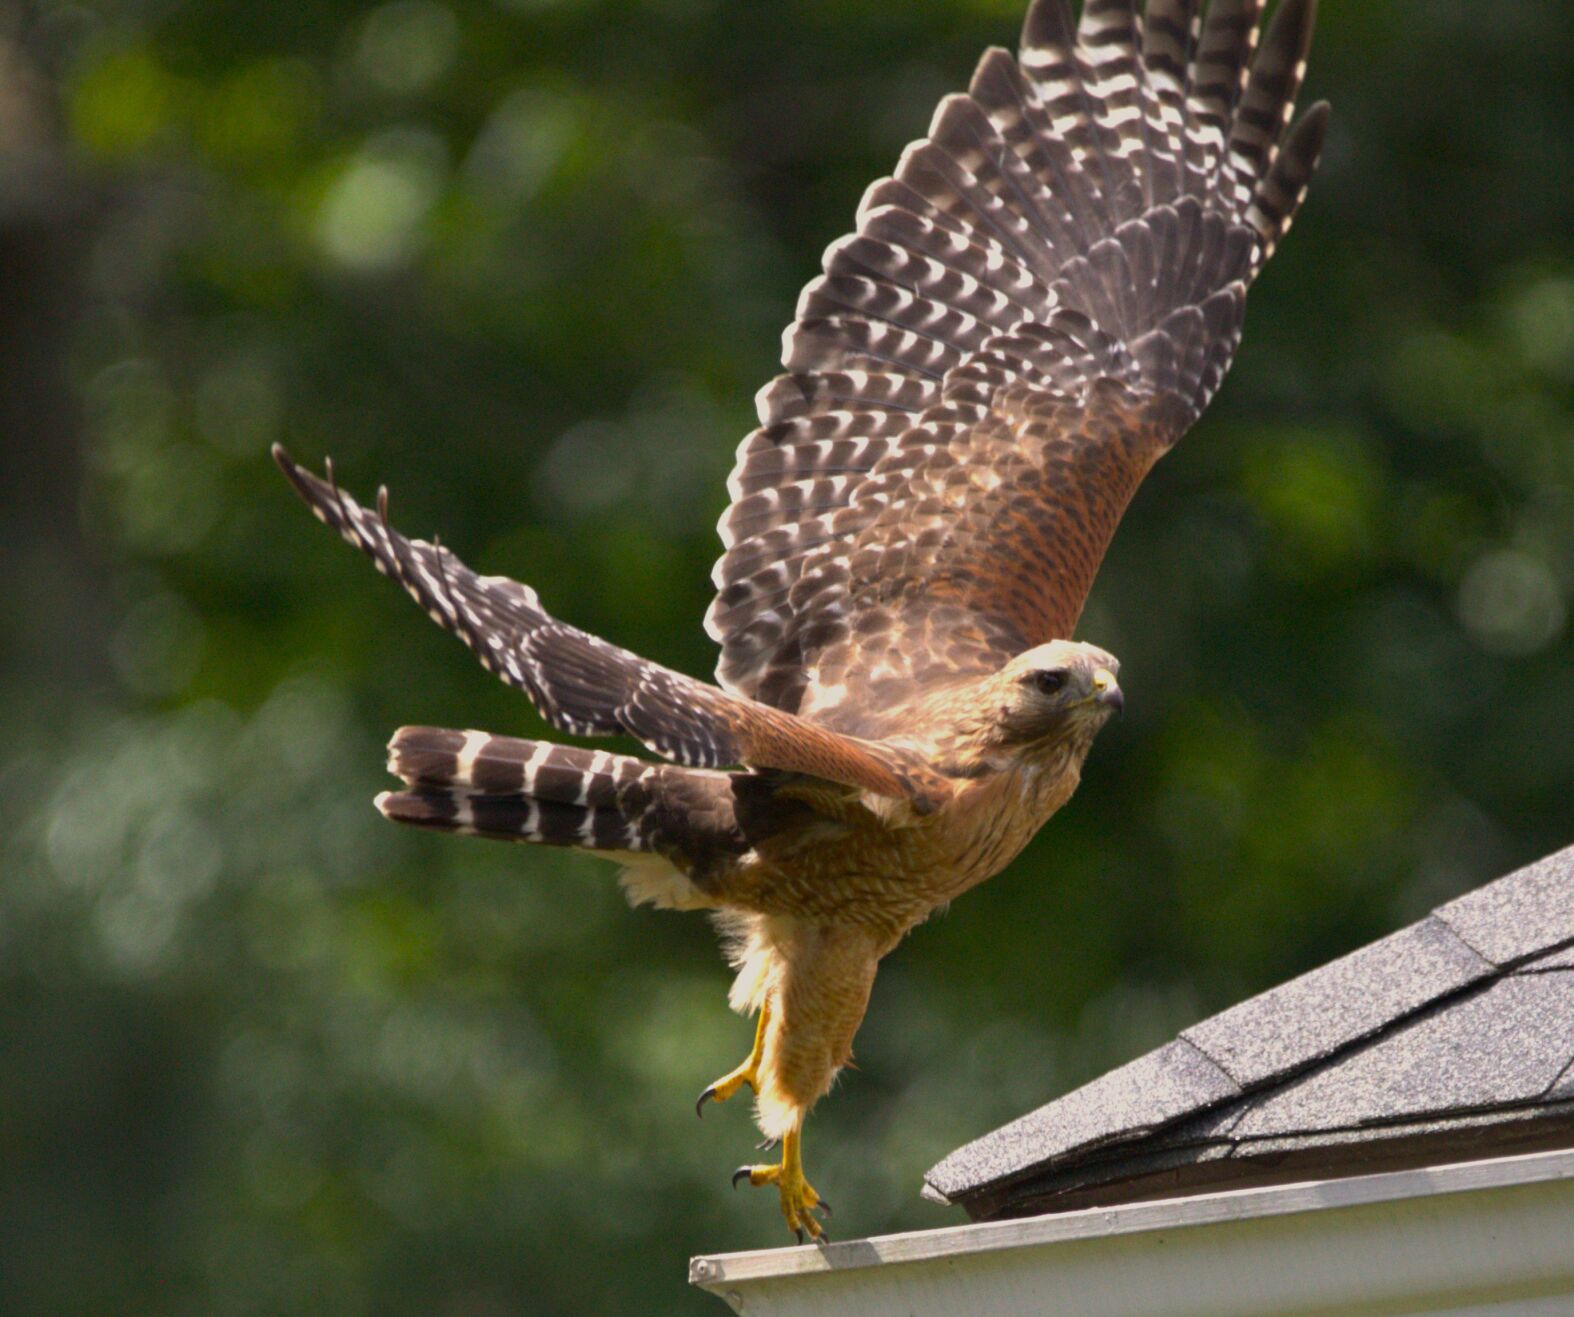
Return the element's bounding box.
[277,0,1326,1241]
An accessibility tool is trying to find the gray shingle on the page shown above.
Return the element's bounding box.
[1550,1062,1574,1101]
[925,1039,1239,1200]
[1436,844,1574,966]
[925,842,1574,1210]
[1220,1100,1574,1159]
[1518,941,1574,973]
[988,1100,1574,1216]
[1229,969,1574,1138]
[1180,916,1493,1088]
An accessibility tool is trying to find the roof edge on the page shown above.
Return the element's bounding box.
[694,1146,1574,1313]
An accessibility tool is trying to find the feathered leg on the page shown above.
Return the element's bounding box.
[718,915,886,1240]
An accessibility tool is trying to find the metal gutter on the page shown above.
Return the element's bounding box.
[690,1146,1574,1315]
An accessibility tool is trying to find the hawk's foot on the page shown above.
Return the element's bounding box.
[696,1058,757,1116]
[696,1002,770,1117]
[731,1129,829,1242]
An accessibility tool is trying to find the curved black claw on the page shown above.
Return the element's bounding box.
[795,1228,804,1245]
[816,1199,832,1218]
[696,1087,718,1118]
[731,1166,753,1191]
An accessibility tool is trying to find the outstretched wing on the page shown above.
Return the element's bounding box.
[274,448,950,810]
[707,0,1327,730]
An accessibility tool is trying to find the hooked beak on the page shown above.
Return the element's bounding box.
[1092,668,1124,714]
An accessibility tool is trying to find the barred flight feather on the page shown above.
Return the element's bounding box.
[707,0,1325,722]
[274,446,952,809]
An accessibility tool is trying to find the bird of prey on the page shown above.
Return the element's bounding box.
[276,0,1327,1241]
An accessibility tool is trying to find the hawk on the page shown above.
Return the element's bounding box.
[276,0,1326,1241]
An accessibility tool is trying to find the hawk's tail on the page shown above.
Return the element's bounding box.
[379,727,656,849]
[377,727,750,904]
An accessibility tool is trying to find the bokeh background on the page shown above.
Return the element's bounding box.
[1,0,1571,1311]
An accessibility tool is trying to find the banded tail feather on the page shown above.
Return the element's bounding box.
[378,727,758,908]
[381,728,639,848]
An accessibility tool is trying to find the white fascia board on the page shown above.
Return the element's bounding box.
[690,1147,1574,1316]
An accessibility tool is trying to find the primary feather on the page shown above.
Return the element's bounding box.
[707,0,1327,725]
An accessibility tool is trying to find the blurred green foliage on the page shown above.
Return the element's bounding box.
[1,0,1571,1311]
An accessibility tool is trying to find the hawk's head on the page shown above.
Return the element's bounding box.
[987,640,1123,752]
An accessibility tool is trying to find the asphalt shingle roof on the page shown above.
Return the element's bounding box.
[925,843,1574,1220]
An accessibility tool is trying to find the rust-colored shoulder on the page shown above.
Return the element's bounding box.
[725,700,954,814]
[941,381,1189,646]
[795,382,1196,726]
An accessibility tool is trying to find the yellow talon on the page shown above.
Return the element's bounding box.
[696,1001,770,1116]
[731,1127,828,1242]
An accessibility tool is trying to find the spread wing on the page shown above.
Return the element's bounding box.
[706,0,1327,730]
[274,448,951,811]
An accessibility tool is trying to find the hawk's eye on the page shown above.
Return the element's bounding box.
[1031,669,1068,696]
